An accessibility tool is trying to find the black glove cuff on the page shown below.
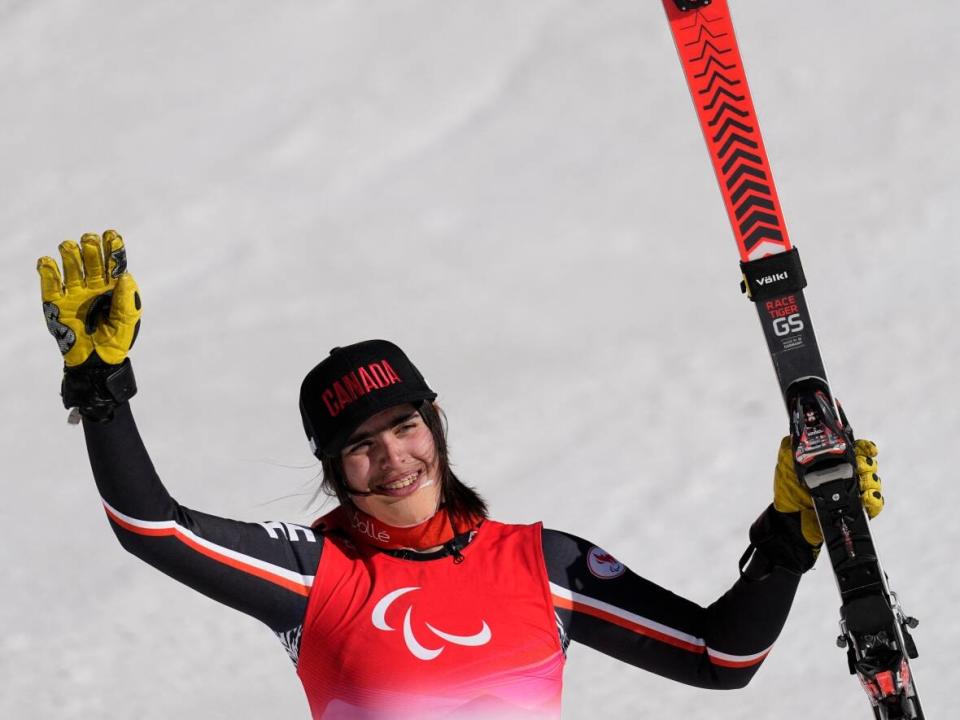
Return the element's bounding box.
[739,503,818,578]
[61,357,138,422]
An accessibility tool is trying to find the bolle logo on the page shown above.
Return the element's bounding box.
[352,513,391,544]
[587,546,625,579]
[755,271,789,286]
[372,587,492,661]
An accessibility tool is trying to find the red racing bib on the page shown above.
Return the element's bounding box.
[297,521,564,718]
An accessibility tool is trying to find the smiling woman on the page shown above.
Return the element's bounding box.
[37,232,885,719]
[302,341,487,536]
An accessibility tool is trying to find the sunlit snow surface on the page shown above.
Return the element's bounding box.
[2,1,957,717]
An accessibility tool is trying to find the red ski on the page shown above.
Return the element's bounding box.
[661,1,923,718]
[664,0,790,262]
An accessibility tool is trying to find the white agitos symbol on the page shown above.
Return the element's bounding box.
[372,586,492,661]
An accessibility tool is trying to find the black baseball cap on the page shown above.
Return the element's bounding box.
[299,340,437,457]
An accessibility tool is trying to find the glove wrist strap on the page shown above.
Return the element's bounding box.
[740,503,818,578]
[62,357,138,422]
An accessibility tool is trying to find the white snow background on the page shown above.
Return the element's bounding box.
[2,1,956,717]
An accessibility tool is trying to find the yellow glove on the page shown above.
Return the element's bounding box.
[37,230,141,367]
[774,435,884,546]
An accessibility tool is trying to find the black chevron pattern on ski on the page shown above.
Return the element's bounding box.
[693,54,735,80]
[730,179,771,205]
[743,224,783,252]
[738,210,780,236]
[717,131,758,159]
[682,20,727,47]
[703,86,745,112]
[720,147,762,175]
[712,117,753,144]
[734,194,775,220]
[707,101,748,128]
[675,6,723,34]
[725,163,766,189]
[670,5,786,251]
[691,39,732,64]
[697,69,741,95]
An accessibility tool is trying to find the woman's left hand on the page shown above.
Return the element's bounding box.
[773,436,884,547]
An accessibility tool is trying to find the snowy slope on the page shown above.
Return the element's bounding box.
[2,1,956,717]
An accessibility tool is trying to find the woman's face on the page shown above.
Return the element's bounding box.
[339,403,442,527]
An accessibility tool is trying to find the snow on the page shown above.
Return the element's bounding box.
[2,1,956,717]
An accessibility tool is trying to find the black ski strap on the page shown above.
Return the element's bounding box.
[740,247,807,301]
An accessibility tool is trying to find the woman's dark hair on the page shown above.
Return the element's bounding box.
[318,402,488,522]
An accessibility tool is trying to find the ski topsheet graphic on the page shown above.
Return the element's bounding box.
[664,0,789,262]
[662,2,923,718]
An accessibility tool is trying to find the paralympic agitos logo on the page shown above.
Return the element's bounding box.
[371,587,492,661]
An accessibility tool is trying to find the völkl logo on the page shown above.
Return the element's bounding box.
[756,271,789,285]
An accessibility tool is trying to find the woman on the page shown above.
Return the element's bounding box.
[37,231,883,718]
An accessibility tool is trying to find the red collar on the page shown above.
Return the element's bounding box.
[313,504,480,552]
